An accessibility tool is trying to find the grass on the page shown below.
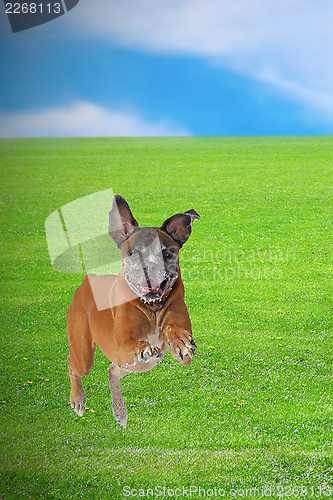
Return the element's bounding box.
[0,136,332,499]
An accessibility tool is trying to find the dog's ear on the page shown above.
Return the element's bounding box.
[161,209,200,247]
[108,195,139,247]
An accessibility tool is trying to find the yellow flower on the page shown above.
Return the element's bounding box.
[276,337,282,340]
[45,378,49,381]
[89,409,95,412]
[27,381,32,384]
[23,357,28,360]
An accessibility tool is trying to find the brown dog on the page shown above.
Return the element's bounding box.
[67,195,200,427]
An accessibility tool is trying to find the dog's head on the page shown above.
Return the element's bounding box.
[108,195,200,305]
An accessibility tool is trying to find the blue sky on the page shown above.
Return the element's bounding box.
[1,0,333,137]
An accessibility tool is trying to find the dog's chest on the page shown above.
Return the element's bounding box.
[147,324,163,348]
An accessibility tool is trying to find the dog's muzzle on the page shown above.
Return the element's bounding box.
[123,261,178,305]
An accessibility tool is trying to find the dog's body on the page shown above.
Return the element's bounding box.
[67,196,200,427]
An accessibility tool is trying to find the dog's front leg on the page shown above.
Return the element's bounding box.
[113,311,164,369]
[116,338,164,369]
[164,323,196,366]
[160,302,196,366]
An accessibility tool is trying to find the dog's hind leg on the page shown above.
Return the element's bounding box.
[107,364,128,428]
[68,365,86,417]
[67,302,95,417]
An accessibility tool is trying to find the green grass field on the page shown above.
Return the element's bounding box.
[0,136,332,499]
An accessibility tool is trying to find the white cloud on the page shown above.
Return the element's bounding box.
[65,0,333,121]
[0,102,190,138]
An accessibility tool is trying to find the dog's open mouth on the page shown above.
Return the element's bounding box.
[124,273,177,305]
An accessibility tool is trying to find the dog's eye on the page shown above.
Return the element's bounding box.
[128,248,138,257]
[163,249,172,259]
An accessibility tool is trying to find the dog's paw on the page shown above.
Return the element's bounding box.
[138,344,163,363]
[70,392,86,417]
[165,325,196,366]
